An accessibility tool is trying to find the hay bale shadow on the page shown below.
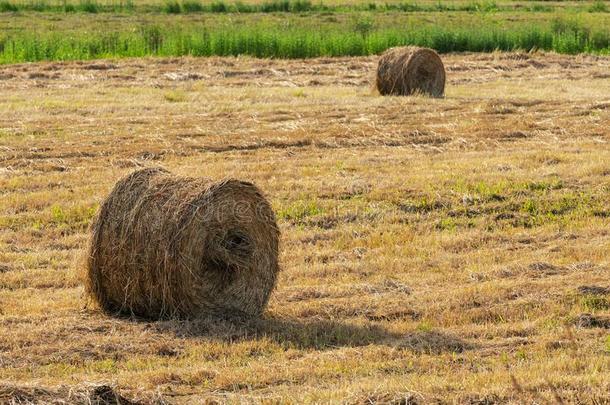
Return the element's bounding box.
[151,315,472,353]
[0,383,161,405]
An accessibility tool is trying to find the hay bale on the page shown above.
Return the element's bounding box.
[376,46,446,97]
[86,168,280,319]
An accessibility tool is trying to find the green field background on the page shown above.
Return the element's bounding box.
[0,1,608,62]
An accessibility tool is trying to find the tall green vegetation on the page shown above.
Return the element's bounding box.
[0,1,19,11]
[589,0,608,13]
[0,3,608,62]
[0,0,608,14]
[0,20,607,63]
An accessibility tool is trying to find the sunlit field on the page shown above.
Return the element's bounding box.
[1,0,609,402]
[1,51,609,402]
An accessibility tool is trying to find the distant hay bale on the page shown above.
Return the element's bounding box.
[376,46,446,97]
[86,168,280,320]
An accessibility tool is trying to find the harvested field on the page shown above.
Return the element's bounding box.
[0,52,609,403]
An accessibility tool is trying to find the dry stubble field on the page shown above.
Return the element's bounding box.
[0,52,609,403]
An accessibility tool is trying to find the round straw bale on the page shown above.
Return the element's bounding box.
[376,46,445,97]
[86,168,280,319]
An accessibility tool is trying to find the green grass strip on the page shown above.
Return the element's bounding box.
[0,24,608,63]
[0,0,608,14]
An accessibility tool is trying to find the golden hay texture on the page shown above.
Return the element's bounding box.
[86,167,280,320]
[376,46,446,97]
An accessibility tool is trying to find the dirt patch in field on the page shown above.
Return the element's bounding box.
[576,313,610,329]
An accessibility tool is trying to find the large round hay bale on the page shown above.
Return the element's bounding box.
[86,168,280,320]
[376,46,446,97]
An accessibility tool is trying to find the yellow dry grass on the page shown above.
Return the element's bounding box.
[0,51,609,403]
